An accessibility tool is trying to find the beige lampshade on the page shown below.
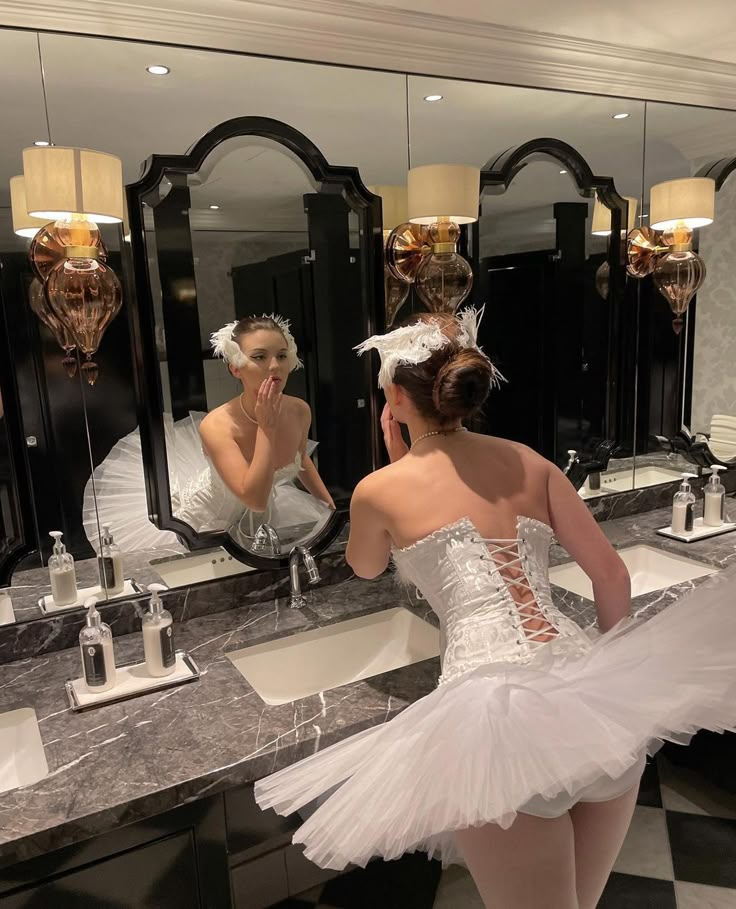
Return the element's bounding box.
[408,164,480,225]
[368,185,408,232]
[9,176,48,238]
[650,177,715,231]
[22,146,124,223]
[591,196,639,236]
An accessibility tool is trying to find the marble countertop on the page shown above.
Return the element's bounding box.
[0,503,733,869]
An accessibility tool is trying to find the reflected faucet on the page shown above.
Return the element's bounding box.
[288,546,320,609]
[564,440,619,491]
[252,523,282,556]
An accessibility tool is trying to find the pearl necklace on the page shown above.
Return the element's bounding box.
[411,427,468,449]
[239,393,258,425]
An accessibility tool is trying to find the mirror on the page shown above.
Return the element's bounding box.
[7,24,734,623]
[637,102,736,480]
[688,165,736,465]
[406,78,646,496]
[122,119,380,565]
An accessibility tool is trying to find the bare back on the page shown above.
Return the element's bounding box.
[347,431,631,632]
[370,433,549,549]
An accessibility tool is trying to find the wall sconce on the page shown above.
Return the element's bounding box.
[12,147,125,383]
[626,177,715,333]
[368,184,411,327]
[590,195,638,300]
[386,164,480,315]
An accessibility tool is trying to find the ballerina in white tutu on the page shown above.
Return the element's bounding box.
[84,315,334,554]
[255,308,736,909]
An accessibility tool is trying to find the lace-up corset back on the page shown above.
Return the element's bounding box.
[392,516,591,684]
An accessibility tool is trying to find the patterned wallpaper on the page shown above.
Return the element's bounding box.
[691,177,736,434]
[191,230,309,348]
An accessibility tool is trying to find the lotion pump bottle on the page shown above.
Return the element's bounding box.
[98,525,125,596]
[142,584,176,677]
[704,465,727,527]
[672,473,697,535]
[79,596,117,693]
[48,531,78,607]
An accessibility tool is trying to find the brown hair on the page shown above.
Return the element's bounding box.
[393,312,495,422]
[231,316,286,346]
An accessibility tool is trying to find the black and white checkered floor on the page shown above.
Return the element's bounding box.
[273,750,736,908]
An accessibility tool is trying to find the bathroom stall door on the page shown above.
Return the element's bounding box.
[475,251,555,458]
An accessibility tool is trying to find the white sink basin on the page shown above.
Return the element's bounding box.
[0,591,15,626]
[227,607,440,705]
[580,466,683,498]
[0,708,48,794]
[152,547,255,588]
[549,545,718,600]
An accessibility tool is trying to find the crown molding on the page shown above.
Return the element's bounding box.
[2,0,736,109]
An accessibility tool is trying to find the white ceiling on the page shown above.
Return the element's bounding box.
[1,27,735,238]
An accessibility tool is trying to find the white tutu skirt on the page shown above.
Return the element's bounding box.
[85,413,331,554]
[83,417,187,554]
[255,567,736,870]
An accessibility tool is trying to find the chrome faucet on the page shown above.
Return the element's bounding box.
[252,523,282,555]
[288,546,320,608]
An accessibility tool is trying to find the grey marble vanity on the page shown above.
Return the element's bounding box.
[0,500,733,874]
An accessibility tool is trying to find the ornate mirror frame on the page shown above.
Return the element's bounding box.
[125,116,383,569]
[475,137,632,450]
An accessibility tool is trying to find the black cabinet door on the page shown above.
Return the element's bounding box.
[0,796,231,909]
[0,831,199,909]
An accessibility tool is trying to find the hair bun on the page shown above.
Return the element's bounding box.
[432,349,493,421]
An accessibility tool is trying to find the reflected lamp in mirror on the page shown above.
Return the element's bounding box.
[591,195,638,300]
[407,164,479,314]
[9,176,47,238]
[591,196,638,236]
[20,146,125,381]
[627,177,715,333]
[369,185,412,327]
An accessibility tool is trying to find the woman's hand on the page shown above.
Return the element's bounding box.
[381,404,409,463]
[254,377,282,434]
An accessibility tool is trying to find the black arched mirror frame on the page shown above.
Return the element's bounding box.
[125,116,383,569]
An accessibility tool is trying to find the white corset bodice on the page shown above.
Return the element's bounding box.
[174,450,304,533]
[392,516,592,684]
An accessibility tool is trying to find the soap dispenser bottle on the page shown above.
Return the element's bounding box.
[98,525,124,596]
[142,584,176,677]
[79,597,117,693]
[48,531,78,607]
[672,473,697,535]
[704,465,727,527]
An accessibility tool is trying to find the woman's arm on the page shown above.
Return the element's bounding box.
[299,456,335,509]
[546,462,631,632]
[346,474,392,579]
[295,401,335,509]
[199,379,281,513]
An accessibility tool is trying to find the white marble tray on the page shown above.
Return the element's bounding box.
[39,579,142,615]
[65,651,199,711]
[656,517,736,544]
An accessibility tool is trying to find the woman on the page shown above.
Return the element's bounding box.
[200,315,334,540]
[83,314,333,553]
[255,308,736,909]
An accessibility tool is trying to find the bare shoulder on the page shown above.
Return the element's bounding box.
[479,434,551,473]
[284,394,311,420]
[351,463,399,508]
[199,401,237,441]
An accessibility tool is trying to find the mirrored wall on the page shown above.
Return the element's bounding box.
[1,25,735,628]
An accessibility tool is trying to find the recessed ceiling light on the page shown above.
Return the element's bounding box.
[612,112,630,120]
[209,204,220,210]
[146,64,170,76]
[423,94,443,102]
[559,169,568,175]
[33,140,50,146]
